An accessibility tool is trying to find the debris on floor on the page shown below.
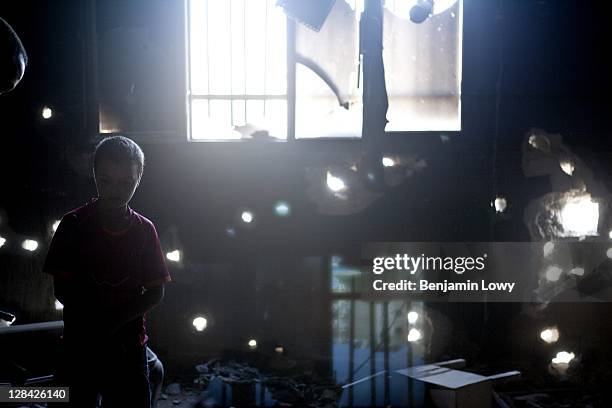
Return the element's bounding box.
[193,358,342,407]
[155,352,342,407]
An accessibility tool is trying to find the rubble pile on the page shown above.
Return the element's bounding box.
[193,358,342,407]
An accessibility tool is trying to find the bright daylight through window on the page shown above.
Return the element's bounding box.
[186,0,462,140]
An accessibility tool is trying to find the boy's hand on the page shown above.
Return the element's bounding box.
[89,285,165,341]
[95,312,121,339]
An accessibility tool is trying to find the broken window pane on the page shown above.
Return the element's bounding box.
[383,0,462,131]
[295,0,363,138]
[295,64,363,139]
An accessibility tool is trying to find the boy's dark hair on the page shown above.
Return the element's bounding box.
[94,136,145,177]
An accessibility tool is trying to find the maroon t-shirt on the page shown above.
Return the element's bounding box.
[44,198,170,345]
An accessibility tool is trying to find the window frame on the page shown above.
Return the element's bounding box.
[183,0,463,143]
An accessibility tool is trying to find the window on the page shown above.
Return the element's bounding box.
[187,0,287,140]
[186,0,462,141]
[383,0,463,131]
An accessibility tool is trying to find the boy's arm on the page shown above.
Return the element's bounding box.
[45,215,78,306]
[53,276,71,306]
[54,276,104,315]
[106,283,165,334]
[103,220,171,335]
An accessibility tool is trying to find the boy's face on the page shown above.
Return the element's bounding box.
[94,159,141,209]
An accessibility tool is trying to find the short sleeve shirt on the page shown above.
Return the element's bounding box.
[44,198,171,345]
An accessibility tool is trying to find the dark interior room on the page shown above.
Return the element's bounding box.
[1,0,612,407]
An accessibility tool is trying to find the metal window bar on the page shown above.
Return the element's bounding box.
[263,0,268,116]
[243,0,247,121]
[229,0,233,124]
[189,0,288,139]
[185,0,192,141]
[205,0,210,116]
[191,95,286,100]
[286,18,296,141]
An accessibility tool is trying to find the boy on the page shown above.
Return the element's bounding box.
[44,136,170,407]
